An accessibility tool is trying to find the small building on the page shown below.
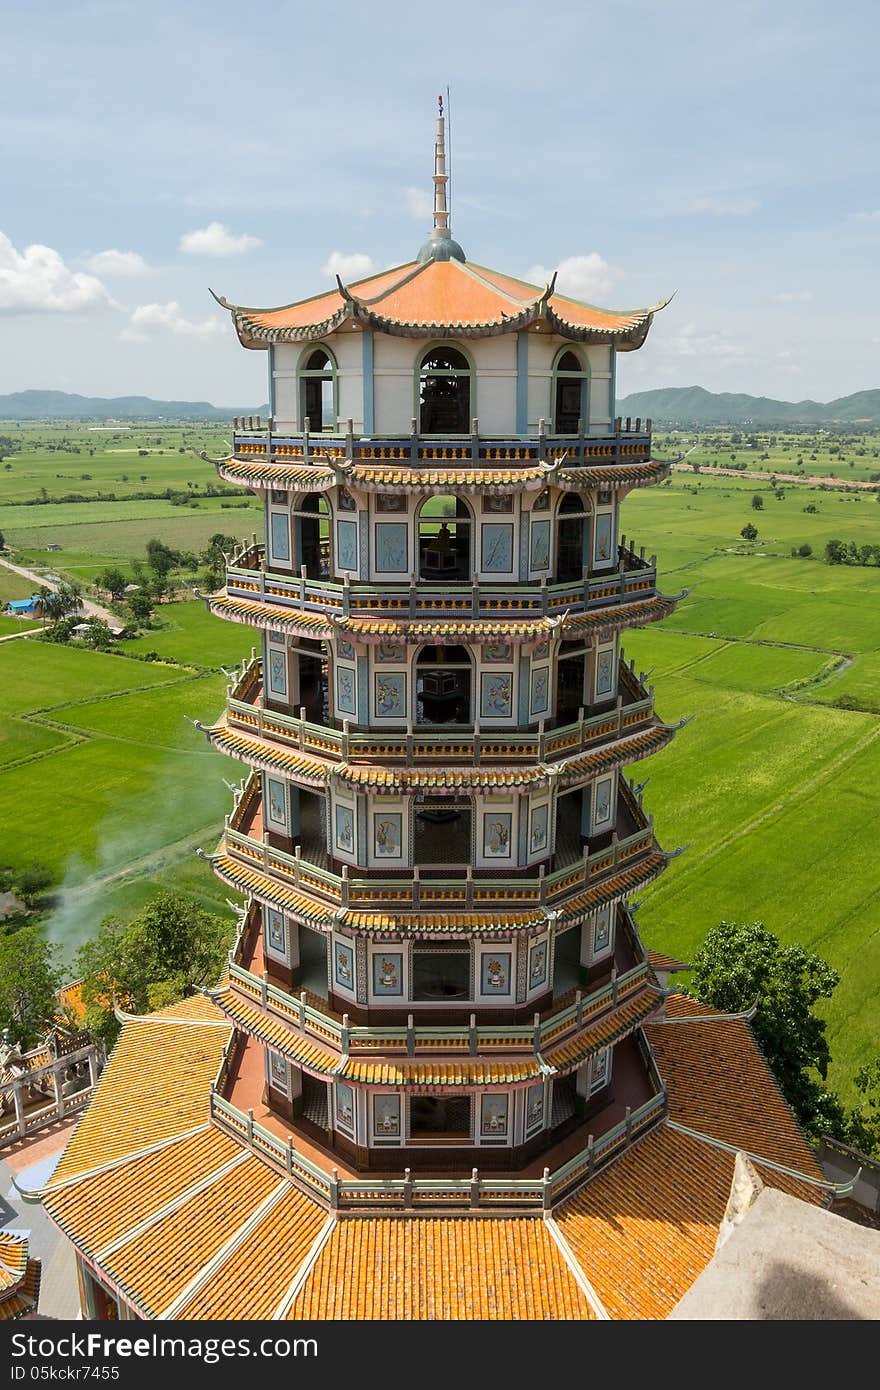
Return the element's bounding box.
[7,596,41,618]
[45,543,62,552]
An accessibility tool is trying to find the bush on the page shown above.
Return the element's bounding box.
[740,522,758,541]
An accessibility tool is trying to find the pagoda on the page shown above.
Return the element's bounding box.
[37,104,834,1322]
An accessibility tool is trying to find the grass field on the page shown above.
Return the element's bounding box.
[624,471,880,1101]
[656,426,880,483]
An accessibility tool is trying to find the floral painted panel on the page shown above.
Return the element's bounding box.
[482,812,512,859]
[266,909,286,955]
[593,776,614,828]
[481,951,511,993]
[530,519,550,570]
[336,1081,356,1135]
[480,672,512,719]
[480,1093,509,1137]
[335,664,356,715]
[335,804,354,854]
[595,646,615,698]
[266,778,287,828]
[376,640,406,663]
[529,803,549,855]
[372,952,403,997]
[336,519,358,571]
[268,647,287,697]
[530,666,550,716]
[525,1082,545,1134]
[375,522,408,572]
[375,672,406,719]
[594,511,614,562]
[483,641,512,663]
[334,940,355,992]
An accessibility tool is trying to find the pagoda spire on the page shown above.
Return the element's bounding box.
[417,93,466,263]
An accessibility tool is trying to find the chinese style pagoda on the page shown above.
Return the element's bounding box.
[38,104,834,1321]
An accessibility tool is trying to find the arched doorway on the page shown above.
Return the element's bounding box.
[294,492,332,579]
[556,492,590,583]
[298,347,336,432]
[418,345,472,434]
[417,494,472,581]
[552,349,589,434]
[415,644,472,726]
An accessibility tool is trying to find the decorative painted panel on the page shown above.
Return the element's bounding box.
[268,1051,289,1094]
[335,1081,356,1136]
[481,523,514,573]
[590,1048,610,1094]
[530,519,551,571]
[532,488,550,512]
[374,522,408,572]
[524,1082,545,1136]
[528,938,549,991]
[266,909,286,955]
[267,647,287,698]
[480,671,512,719]
[376,640,405,663]
[270,511,291,563]
[336,519,358,571]
[532,640,550,661]
[338,488,357,511]
[336,637,355,660]
[482,494,513,513]
[335,804,355,855]
[480,1093,509,1138]
[481,951,512,993]
[483,641,512,663]
[335,664,356,715]
[372,952,403,997]
[595,644,615,699]
[376,494,406,513]
[530,666,550,716]
[592,775,614,831]
[594,511,614,563]
[334,939,355,992]
[373,1094,401,1138]
[374,672,407,719]
[482,812,512,859]
[529,803,549,855]
[593,905,612,954]
[373,811,403,859]
[266,777,287,829]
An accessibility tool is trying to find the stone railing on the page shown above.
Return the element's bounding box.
[0,1040,105,1146]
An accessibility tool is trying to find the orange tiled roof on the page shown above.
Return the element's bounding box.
[646,995,825,1177]
[217,257,667,350]
[287,1216,594,1319]
[0,1234,40,1321]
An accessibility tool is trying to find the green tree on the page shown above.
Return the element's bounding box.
[0,529,5,550]
[824,538,847,565]
[145,538,180,579]
[845,1058,880,1158]
[0,929,62,1050]
[14,863,54,907]
[740,522,758,541]
[80,618,113,649]
[687,921,841,1141]
[76,892,231,1047]
[751,493,764,510]
[127,592,154,625]
[97,566,127,600]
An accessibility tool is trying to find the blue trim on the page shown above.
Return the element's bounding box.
[516,331,528,436]
[356,653,369,723]
[362,330,375,434]
[268,344,276,419]
[517,651,530,725]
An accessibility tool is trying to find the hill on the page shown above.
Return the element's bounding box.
[0,390,268,422]
[616,385,880,426]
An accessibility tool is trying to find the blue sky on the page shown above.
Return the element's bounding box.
[2,0,878,405]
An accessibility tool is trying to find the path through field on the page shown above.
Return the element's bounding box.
[0,555,116,623]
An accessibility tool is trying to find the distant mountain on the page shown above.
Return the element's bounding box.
[0,390,269,421]
[616,385,880,426]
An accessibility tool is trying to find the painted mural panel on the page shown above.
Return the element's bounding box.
[270,512,291,563]
[373,811,403,859]
[482,812,512,859]
[336,519,358,571]
[480,1093,509,1137]
[481,951,511,993]
[375,672,406,719]
[480,671,512,719]
[335,804,354,854]
[268,647,287,697]
[530,519,551,571]
[374,522,408,572]
[481,523,514,573]
[335,664,356,715]
[334,939,355,992]
[372,952,403,997]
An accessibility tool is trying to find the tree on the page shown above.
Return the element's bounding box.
[145,538,180,579]
[127,592,154,625]
[825,538,847,565]
[751,493,764,510]
[97,566,127,600]
[0,529,5,550]
[14,863,54,907]
[76,892,231,1047]
[845,1058,880,1158]
[741,522,758,541]
[687,921,841,1140]
[80,618,113,649]
[0,929,62,1050]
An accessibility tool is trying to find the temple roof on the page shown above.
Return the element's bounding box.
[39,993,830,1321]
[213,257,669,349]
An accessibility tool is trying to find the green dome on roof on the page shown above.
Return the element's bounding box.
[417,231,466,264]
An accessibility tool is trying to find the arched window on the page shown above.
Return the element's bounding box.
[415,644,472,726]
[556,491,591,583]
[298,346,336,432]
[417,494,472,582]
[418,345,472,434]
[552,348,589,435]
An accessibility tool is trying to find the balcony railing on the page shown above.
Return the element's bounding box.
[223,544,657,624]
[228,418,652,473]
[0,1041,105,1145]
[222,655,658,767]
[209,1072,667,1212]
[218,788,659,914]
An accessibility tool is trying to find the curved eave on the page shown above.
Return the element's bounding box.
[213,456,670,494]
[208,840,670,940]
[203,717,677,792]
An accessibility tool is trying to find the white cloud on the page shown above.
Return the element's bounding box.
[525,253,624,304]
[179,222,262,257]
[321,251,376,282]
[662,322,747,361]
[405,187,433,220]
[83,249,151,277]
[690,195,760,216]
[770,289,813,303]
[0,231,112,313]
[121,301,224,341]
